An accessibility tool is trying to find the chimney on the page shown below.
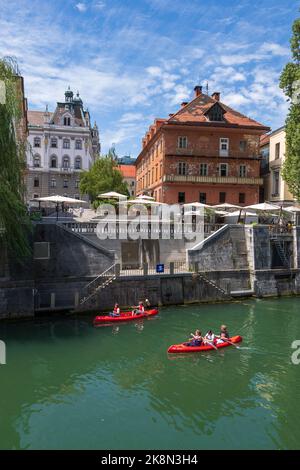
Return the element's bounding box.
[169,113,174,118]
[212,92,220,101]
[194,85,202,97]
[181,101,188,108]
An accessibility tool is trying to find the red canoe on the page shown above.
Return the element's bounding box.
[167,335,242,353]
[93,308,159,325]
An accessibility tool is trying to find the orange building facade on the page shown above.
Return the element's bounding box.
[136,86,270,205]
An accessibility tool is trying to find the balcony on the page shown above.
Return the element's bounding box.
[163,175,263,185]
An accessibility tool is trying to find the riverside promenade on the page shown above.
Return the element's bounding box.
[1,219,300,319]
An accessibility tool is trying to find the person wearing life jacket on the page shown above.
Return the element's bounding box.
[216,325,229,344]
[185,329,203,347]
[144,298,151,308]
[204,329,215,344]
[131,301,145,316]
[111,303,120,317]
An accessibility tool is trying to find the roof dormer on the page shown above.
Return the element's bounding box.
[205,102,226,122]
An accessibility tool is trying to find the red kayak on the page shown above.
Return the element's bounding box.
[168,335,242,353]
[93,308,159,325]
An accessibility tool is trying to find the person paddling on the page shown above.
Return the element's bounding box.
[132,301,145,316]
[204,330,215,344]
[216,324,230,344]
[110,303,120,317]
[185,329,203,347]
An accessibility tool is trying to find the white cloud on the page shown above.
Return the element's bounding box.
[260,42,290,56]
[75,3,87,13]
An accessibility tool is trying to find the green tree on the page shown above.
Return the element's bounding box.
[80,152,129,208]
[279,17,300,200]
[0,57,31,259]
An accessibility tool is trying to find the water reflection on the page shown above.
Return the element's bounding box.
[0,298,300,449]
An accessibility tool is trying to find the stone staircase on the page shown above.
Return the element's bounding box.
[79,264,117,305]
[270,234,291,269]
[196,272,232,299]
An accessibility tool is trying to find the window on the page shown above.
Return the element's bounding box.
[63,179,68,188]
[178,136,187,149]
[239,165,246,178]
[50,156,57,168]
[206,103,225,122]
[74,195,80,200]
[75,139,82,150]
[199,192,207,204]
[178,162,187,175]
[75,157,81,169]
[33,137,41,147]
[240,140,247,152]
[219,138,229,157]
[199,163,208,176]
[62,156,70,169]
[155,165,158,181]
[219,163,228,177]
[33,194,39,199]
[160,162,162,177]
[275,142,280,159]
[219,192,226,203]
[50,178,56,188]
[63,139,70,149]
[178,192,185,203]
[33,155,41,167]
[239,193,245,204]
[75,179,80,189]
[34,177,39,188]
[63,117,71,126]
[51,138,57,148]
[273,170,280,196]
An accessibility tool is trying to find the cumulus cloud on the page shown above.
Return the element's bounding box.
[75,3,87,13]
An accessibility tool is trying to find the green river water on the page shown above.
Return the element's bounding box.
[0,297,300,450]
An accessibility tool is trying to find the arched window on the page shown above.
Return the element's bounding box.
[50,137,57,148]
[63,116,71,126]
[50,155,57,168]
[74,156,82,170]
[75,139,82,150]
[33,137,41,147]
[33,154,41,167]
[63,138,70,149]
[62,155,70,169]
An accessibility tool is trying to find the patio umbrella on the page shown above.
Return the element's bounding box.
[36,195,87,220]
[98,191,127,199]
[136,194,155,201]
[245,202,281,211]
[283,206,300,212]
[37,195,87,204]
[212,203,241,210]
[183,202,210,209]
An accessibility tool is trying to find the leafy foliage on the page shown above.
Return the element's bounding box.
[279,17,300,200]
[0,57,31,259]
[80,151,129,208]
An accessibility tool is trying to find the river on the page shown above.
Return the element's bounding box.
[0,297,300,449]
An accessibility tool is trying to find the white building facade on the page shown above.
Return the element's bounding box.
[25,88,100,201]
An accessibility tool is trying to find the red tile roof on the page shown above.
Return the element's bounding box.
[27,110,53,127]
[260,133,270,146]
[168,94,269,129]
[119,165,136,178]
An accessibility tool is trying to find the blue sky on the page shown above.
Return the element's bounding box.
[0,0,299,157]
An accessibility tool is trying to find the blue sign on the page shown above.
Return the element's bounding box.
[156,264,164,273]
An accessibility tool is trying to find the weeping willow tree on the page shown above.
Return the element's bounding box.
[0,57,31,260]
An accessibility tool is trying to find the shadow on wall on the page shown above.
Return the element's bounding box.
[33,224,114,279]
